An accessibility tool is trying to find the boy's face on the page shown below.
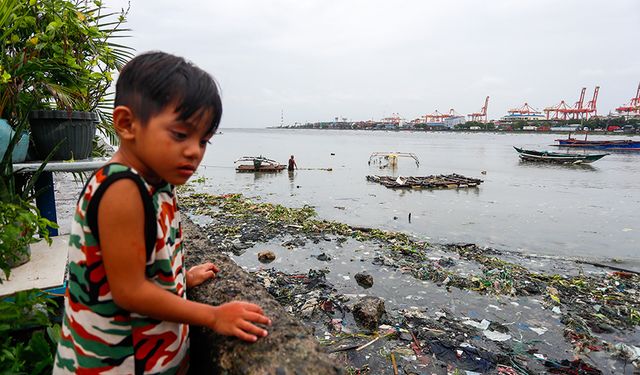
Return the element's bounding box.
[132,105,213,185]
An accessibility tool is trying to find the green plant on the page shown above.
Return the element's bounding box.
[1,0,133,145]
[0,200,55,280]
[0,117,56,280]
[0,289,61,374]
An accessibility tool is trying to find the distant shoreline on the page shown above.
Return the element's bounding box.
[266,127,640,137]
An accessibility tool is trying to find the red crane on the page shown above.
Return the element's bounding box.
[421,108,460,123]
[468,96,489,123]
[616,82,640,116]
[544,100,570,120]
[508,103,540,115]
[557,87,599,120]
[585,86,599,117]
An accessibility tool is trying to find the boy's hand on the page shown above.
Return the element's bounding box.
[187,263,219,288]
[210,301,271,342]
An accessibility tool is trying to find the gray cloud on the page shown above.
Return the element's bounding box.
[111,0,640,127]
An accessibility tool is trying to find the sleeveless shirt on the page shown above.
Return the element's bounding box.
[54,163,189,374]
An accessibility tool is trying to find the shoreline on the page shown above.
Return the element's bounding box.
[267,127,640,137]
[180,191,640,374]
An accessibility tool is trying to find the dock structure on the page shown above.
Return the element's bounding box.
[366,174,484,189]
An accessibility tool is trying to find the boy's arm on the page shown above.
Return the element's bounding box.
[98,179,270,341]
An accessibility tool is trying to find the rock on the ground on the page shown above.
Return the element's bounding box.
[354,272,373,288]
[352,296,386,331]
[258,251,276,263]
[182,218,341,375]
[316,253,331,261]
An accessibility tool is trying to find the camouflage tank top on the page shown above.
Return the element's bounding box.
[54,163,189,374]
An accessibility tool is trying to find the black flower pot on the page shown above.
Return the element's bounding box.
[29,110,98,161]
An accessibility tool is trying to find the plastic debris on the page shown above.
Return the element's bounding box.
[530,326,548,335]
[463,319,491,330]
[482,330,511,342]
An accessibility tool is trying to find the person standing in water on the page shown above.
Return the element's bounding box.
[288,155,297,171]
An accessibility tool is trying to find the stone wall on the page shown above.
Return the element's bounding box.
[182,218,342,375]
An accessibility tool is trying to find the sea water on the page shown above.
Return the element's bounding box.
[197,128,640,266]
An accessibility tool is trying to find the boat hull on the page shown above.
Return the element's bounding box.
[556,138,640,150]
[236,165,286,172]
[514,147,608,164]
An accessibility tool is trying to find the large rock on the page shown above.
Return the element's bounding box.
[182,218,342,375]
[352,296,386,331]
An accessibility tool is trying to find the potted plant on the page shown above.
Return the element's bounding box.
[3,0,131,161]
[0,0,31,162]
[0,118,56,280]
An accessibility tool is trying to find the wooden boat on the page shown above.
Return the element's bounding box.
[555,137,640,150]
[234,156,286,172]
[514,147,608,164]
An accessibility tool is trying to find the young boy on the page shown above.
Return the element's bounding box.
[54,52,271,374]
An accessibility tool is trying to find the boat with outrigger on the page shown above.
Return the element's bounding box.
[368,152,420,168]
[234,156,286,172]
[514,147,608,164]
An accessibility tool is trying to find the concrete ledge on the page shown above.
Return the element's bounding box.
[0,236,68,297]
[182,218,342,375]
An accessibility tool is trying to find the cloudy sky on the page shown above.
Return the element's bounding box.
[108,0,640,128]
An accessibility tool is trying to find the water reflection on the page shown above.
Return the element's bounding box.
[396,186,481,197]
[517,160,598,172]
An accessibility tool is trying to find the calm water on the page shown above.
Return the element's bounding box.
[197,129,640,264]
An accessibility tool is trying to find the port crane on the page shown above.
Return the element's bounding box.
[546,87,599,120]
[585,86,599,117]
[616,82,640,117]
[508,103,540,115]
[418,108,460,123]
[468,96,489,123]
[544,100,570,120]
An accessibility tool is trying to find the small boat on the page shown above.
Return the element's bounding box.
[234,156,286,172]
[555,137,640,150]
[514,147,608,164]
[368,152,420,168]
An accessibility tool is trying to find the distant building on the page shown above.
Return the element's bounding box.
[443,116,466,128]
[550,125,581,132]
[500,113,546,123]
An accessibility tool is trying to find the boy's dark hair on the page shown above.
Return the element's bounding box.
[115,51,222,134]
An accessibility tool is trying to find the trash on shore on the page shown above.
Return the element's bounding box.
[180,192,640,374]
[366,174,484,189]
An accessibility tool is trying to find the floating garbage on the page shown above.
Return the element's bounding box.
[366,174,484,189]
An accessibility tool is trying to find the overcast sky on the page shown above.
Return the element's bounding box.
[108,0,640,127]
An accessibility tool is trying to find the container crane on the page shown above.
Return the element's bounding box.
[508,103,540,115]
[544,100,570,120]
[559,87,586,120]
[616,82,640,117]
[557,87,598,120]
[584,86,599,117]
[468,96,489,123]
